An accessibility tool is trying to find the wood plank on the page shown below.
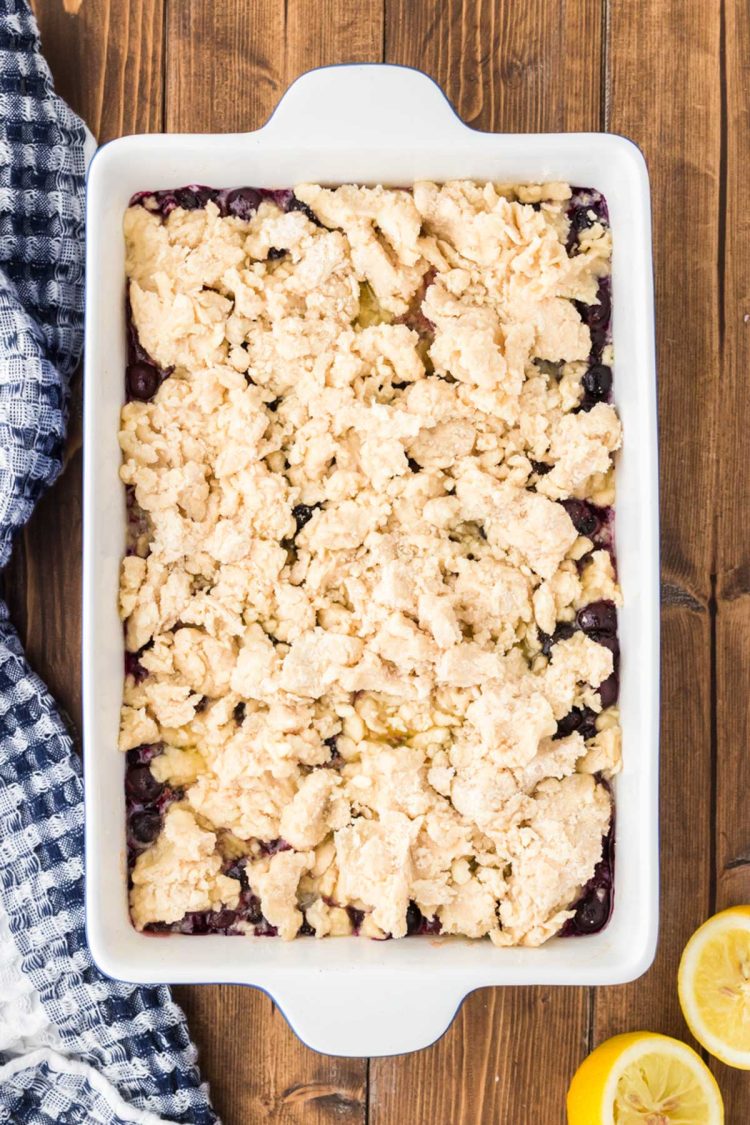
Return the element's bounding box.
[371,3,602,1123]
[5,433,84,737]
[594,0,722,1065]
[166,0,383,134]
[384,0,602,132]
[30,0,164,140]
[714,585,750,1113]
[165,0,285,133]
[607,1,721,592]
[371,987,589,1125]
[174,986,366,1124]
[714,0,750,1115]
[165,4,382,1120]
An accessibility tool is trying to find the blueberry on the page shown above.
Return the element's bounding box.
[324,736,342,765]
[560,840,614,938]
[126,362,159,401]
[555,708,584,739]
[267,246,287,260]
[407,456,422,473]
[129,809,161,846]
[582,364,612,402]
[346,906,365,934]
[560,499,599,538]
[571,206,595,233]
[575,281,611,357]
[175,186,214,210]
[292,503,317,533]
[259,838,291,857]
[577,600,617,635]
[530,459,552,476]
[598,672,619,708]
[579,714,599,741]
[554,706,597,742]
[226,862,249,892]
[174,188,199,209]
[572,888,610,934]
[540,621,577,657]
[254,918,279,937]
[208,909,238,933]
[125,743,159,767]
[404,901,440,935]
[588,282,611,329]
[144,921,170,934]
[263,189,293,210]
[124,651,147,683]
[406,901,423,936]
[298,918,315,936]
[172,912,194,934]
[242,893,263,924]
[233,702,246,724]
[183,911,211,935]
[125,765,163,804]
[224,187,261,220]
[589,630,620,659]
[566,203,603,253]
[286,195,321,226]
[555,711,584,738]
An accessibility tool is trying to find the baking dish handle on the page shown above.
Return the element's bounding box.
[261,63,467,145]
[271,975,467,1057]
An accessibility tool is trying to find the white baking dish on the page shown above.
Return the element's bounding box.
[83,63,659,1058]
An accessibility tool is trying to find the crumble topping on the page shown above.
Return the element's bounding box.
[130,805,241,929]
[120,181,622,946]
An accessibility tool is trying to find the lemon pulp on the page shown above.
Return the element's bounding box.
[678,905,750,1068]
[612,1049,717,1122]
[566,1032,724,1125]
[691,925,750,1051]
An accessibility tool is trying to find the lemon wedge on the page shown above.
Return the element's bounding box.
[566,1031,724,1124]
[678,905,750,1068]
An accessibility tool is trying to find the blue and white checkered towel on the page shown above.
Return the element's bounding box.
[0,3,219,1121]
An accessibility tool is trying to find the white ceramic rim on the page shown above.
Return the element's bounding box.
[83,63,660,1058]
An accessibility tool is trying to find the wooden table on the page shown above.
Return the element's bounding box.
[13,1,748,1120]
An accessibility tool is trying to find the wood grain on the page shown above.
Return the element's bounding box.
[30,0,164,140]
[165,0,285,133]
[2,433,84,736]
[370,987,590,1125]
[165,0,383,133]
[714,0,750,1115]
[593,0,722,1058]
[385,0,602,131]
[371,4,602,1123]
[174,986,366,1124]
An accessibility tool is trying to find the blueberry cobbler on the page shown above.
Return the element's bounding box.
[119,181,620,945]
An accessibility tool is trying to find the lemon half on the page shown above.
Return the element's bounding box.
[567,1031,724,1124]
[678,904,750,1069]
